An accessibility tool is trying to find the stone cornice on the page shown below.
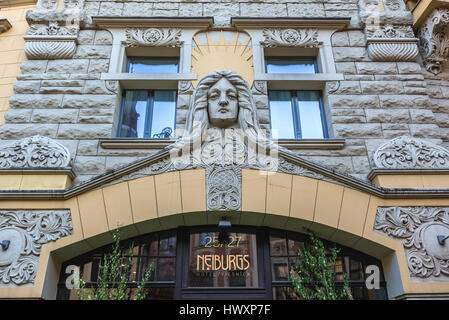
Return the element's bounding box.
[99,138,346,150]
[368,168,449,182]
[0,18,12,34]
[231,17,351,29]
[92,16,215,29]
[412,0,449,28]
[2,146,449,200]
[0,0,36,8]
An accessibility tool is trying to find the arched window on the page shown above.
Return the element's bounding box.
[57,227,387,300]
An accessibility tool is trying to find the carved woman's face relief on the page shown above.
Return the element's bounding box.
[207,77,239,129]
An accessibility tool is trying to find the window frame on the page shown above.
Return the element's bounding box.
[117,89,178,139]
[126,56,180,74]
[264,56,319,74]
[268,90,329,140]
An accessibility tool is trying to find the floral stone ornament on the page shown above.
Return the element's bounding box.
[375,206,449,279]
[0,210,73,286]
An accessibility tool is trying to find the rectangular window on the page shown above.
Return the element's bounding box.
[268,90,327,139]
[127,57,179,73]
[265,57,317,74]
[118,90,177,139]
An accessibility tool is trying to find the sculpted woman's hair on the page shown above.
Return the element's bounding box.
[185,70,261,141]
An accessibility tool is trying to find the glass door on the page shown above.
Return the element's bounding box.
[178,228,271,300]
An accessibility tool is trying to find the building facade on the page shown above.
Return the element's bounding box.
[0,0,449,300]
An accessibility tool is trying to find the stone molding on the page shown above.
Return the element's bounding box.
[0,135,71,169]
[124,27,182,48]
[373,136,449,169]
[418,8,449,75]
[0,210,73,286]
[366,24,419,62]
[261,28,321,48]
[375,206,449,279]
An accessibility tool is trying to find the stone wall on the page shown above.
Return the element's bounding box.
[1,0,449,184]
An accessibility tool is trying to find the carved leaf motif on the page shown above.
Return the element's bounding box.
[125,28,182,47]
[261,28,320,48]
[375,206,449,278]
[0,210,73,286]
[0,135,71,169]
[373,136,449,169]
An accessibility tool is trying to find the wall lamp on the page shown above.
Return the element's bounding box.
[218,217,231,245]
[0,240,10,251]
[437,235,449,246]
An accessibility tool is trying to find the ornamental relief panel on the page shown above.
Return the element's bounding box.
[375,206,449,281]
[0,135,71,169]
[260,28,321,48]
[0,210,73,286]
[373,136,449,169]
[124,28,182,48]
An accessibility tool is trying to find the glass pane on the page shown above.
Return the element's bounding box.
[159,235,176,256]
[188,232,258,287]
[269,233,287,256]
[266,58,316,74]
[119,90,148,138]
[268,91,295,139]
[349,259,364,281]
[273,287,300,300]
[139,239,158,256]
[151,90,176,139]
[296,91,325,139]
[136,256,155,282]
[127,57,179,73]
[288,239,303,256]
[157,257,176,281]
[271,257,288,281]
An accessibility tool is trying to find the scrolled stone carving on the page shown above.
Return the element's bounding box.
[261,28,320,48]
[206,166,241,211]
[0,135,71,169]
[125,28,182,47]
[375,206,449,279]
[373,136,449,169]
[0,210,73,286]
[251,81,267,96]
[366,25,419,62]
[178,81,194,95]
[383,0,405,11]
[418,8,449,75]
[105,80,119,94]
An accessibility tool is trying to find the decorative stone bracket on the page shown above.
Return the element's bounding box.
[366,24,419,62]
[0,210,73,286]
[375,206,449,280]
[24,0,84,59]
[418,8,449,75]
[0,19,12,34]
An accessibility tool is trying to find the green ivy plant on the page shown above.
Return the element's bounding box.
[290,233,353,300]
[75,228,153,300]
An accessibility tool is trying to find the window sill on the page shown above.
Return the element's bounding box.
[100,73,197,89]
[99,138,345,150]
[256,73,344,90]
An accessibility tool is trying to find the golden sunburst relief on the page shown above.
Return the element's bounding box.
[191,31,254,88]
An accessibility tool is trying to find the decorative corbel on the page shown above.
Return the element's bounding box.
[418,8,449,75]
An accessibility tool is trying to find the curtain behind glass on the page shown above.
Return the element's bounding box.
[119,90,149,138]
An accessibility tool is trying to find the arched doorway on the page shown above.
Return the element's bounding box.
[56,226,388,300]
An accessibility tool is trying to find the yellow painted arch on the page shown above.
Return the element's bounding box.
[1,169,449,299]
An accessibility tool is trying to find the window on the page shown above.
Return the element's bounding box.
[127,57,179,73]
[269,231,388,300]
[265,57,317,74]
[268,90,328,139]
[118,90,177,139]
